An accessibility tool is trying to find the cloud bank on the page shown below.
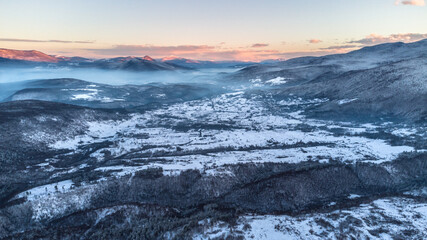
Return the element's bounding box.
[87,44,331,61]
[349,33,427,45]
[87,45,215,56]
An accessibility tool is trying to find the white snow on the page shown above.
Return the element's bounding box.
[30,185,95,221]
[14,180,74,201]
[392,128,417,137]
[265,76,288,85]
[194,197,427,240]
[278,97,328,106]
[250,78,262,83]
[338,98,358,105]
[68,88,99,101]
[47,92,415,177]
[11,180,96,221]
[348,194,361,199]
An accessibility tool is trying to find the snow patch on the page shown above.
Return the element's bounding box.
[338,98,358,105]
[265,77,288,85]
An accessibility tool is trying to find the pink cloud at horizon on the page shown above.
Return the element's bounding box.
[309,39,322,44]
[394,0,425,6]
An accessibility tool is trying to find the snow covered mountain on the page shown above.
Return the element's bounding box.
[0,48,254,71]
[274,38,427,70]
[0,49,187,71]
[230,39,427,122]
[161,56,255,69]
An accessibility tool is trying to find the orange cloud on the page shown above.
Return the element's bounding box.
[395,0,425,6]
[309,39,322,44]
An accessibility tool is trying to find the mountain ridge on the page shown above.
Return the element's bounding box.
[0,48,255,70]
[230,38,427,122]
[0,48,59,63]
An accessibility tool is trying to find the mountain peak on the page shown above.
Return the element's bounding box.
[0,48,59,63]
[142,55,155,61]
[161,56,182,61]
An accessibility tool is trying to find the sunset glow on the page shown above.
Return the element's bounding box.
[1,0,426,61]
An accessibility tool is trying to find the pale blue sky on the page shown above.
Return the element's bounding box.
[1,0,426,60]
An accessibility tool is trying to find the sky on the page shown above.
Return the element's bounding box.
[0,0,426,61]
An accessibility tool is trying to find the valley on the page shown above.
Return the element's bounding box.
[0,40,426,239]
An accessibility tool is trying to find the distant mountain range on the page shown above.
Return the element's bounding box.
[0,48,255,71]
[161,56,256,69]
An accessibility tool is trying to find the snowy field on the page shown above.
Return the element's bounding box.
[41,91,419,177]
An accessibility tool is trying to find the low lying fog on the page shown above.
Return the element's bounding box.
[0,67,239,85]
[0,67,241,100]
